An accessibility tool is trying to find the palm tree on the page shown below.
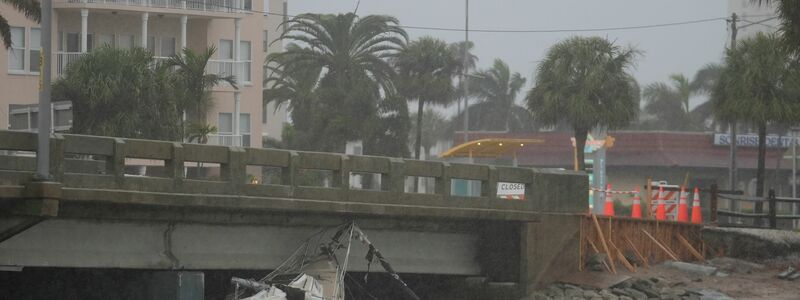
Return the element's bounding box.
[641,74,695,131]
[53,46,182,140]
[1,0,40,49]
[527,36,640,170]
[271,13,406,152]
[410,108,448,159]
[449,41,478,115]
[755,1,800,52]
[688,63,723,129]
[469,58,527,131]
[165,46,237,122]
[394,36,458,159]
[711,32,800,197]
[185,122,217,144]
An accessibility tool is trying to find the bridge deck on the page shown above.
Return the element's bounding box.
[0,131,587,222]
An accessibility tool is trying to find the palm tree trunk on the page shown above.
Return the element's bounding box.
[574,127,589,171]
[414,99,424,160]
[755,123,767,220]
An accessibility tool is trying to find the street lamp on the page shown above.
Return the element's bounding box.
[462,0,469,143]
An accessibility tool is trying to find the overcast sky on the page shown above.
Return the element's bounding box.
[287,0,759,112]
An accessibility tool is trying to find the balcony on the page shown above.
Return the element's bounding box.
[54,52,245,83]
[60,0,247,14]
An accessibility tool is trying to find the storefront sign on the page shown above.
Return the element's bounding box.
[713,134,797,148]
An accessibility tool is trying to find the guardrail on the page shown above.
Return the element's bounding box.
[0,131,587,217]
[712,186,800,229]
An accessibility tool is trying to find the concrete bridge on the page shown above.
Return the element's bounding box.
[0,130,587,295]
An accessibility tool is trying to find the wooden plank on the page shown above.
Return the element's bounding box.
[609,240,636,272]
[623,236,649,268]
[586,235,612,273]
[592,214,617,273]
[641,229,679,261]
[676,233,704,262]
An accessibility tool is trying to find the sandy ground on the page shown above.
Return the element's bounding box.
[620,263,800,300]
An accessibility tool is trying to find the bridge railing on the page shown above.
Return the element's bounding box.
[0,131,587,215]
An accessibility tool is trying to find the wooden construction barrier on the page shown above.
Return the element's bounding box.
[580,214,704,273]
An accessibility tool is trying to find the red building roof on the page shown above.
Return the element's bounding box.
[454,131,790,170]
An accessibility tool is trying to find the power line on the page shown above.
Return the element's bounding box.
[190,2,730,34]
[399,17,726,33]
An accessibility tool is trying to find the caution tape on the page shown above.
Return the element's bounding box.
[589,187,638,195]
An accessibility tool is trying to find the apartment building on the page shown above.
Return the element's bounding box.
[1,0,287,147]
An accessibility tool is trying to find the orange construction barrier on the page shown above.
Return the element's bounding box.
[631,187,642,219]
[691,187,703,224]
[677,186,689,222]
[656,185,666,220]
[604,184,615,216]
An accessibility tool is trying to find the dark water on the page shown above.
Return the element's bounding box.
[0,268,520,300]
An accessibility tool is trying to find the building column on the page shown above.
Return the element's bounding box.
[180,15,188,51]
[80,9,88,53]
[141,13,149,48]
[234,92,241,146]
[234,18,242,77]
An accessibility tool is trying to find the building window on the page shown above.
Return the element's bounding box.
[240,113,251,147]
[218,113,233,134]
[219,39,233,60]
[244,0,252,10]
[98,34,114,47]
[160,37,176,56]
[117,34,135,49]
[263,30,268,52]
[8,102,72,132]
[30,28,41,73]
[61,32,93,52]
[147,36,156,54]
[8,27,25,72]
[9,110,29,130]
[240,40,251,83]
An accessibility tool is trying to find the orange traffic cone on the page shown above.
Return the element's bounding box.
[656,185,666,220]
[677,186,689,222]
[631,187,642,219]
[691,187,703,224]
[604,184,615,216]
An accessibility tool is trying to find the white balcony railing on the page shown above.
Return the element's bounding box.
[206,59,244,82]
[205,134,242,146]
[64,0,245,13]
[55,52,87,76]
[56,53,245,80]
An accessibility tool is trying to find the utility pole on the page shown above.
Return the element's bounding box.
[36,0,53,181]
[728,12,738,192]
[462,0,470,143]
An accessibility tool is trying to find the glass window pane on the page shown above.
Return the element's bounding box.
[218,113,233,133]
[239,41,251,60]
[55,109,73,127]
[9,49,24,70]
[10,27,24,47]
[219,39,233,60]
[30,50,40,72]
[99,34,114,47]
[118,34,134,49]
[66,33,80,52]
[9,113,29,130]
[147,36,156,54]
[239,113,250,133]
[160,37,176,56]
[30,28,41,49]
[243,62,251,82]
[30,111,38,129]
[263,30,268,52]
[244,0,251,10]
